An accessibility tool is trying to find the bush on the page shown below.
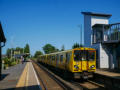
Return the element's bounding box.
[10,61,17,66]
[3,57,18,68]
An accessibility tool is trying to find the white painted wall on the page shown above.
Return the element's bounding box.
[100,44,109,68]
[91,16,109,26]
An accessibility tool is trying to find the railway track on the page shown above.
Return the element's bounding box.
[71,79,105,90]
[32,61,106,90]
[32,61,71,90]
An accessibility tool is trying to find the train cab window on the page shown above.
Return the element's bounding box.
[81,50,88,61]
[74,50,87,61]
[74,50,81,61]
[88,51,95,61]
[60,55,63,62]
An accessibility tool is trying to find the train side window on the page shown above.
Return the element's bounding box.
[66,53,70,62]
[60,55,63,62]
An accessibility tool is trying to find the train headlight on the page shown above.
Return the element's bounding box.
[74,65,79,70]
[90,65,95,69]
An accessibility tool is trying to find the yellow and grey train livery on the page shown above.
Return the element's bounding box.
[37,47,96,79]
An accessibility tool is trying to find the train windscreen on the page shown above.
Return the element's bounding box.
[74,50,87,61]
[88,50,95,61]
[74,50,95,61]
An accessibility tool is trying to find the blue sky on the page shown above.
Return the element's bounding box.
[0,0,120,55]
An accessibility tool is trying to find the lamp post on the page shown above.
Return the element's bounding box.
[78,24,82,46]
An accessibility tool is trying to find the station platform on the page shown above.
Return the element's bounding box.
[0,61,41,90]
[96,69,120,79]
[94,69,120,89]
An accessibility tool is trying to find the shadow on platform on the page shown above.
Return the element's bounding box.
[0,74,9,81]
[2,85,41,90]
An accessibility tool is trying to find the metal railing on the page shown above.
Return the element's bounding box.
[103,29,120,42]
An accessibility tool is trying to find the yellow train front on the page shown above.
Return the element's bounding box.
[38,47,96,79]
[70,48,96,79]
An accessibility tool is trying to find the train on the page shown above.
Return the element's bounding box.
[37,47,96,79]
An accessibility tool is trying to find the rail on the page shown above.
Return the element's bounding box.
[32,61,71,90]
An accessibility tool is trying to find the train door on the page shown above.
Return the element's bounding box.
[56,54,59,68]
[74,50,88,71]
[60,54,63,69]
[81,50,88,71]
[65,53,70,70]
[49,55,52,65]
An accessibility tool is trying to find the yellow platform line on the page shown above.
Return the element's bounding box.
[16,63,29,88]
[25,63,29,87]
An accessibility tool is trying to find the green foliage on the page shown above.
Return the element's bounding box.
[16,47,24,54]
[6,48,14,58]
[24,44,30,54]
[72,43,83,49]
[10,61,17,66]
[6,47,24,58]
[4,57,11,65]
[3,57,19,69]
[43,44,59,54]
[34,51,43,58]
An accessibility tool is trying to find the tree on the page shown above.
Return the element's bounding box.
[72,43,83,49]
[15,47,24,54]
[34,51,43,58]
[43,44,59,54]
[6,48,11,58]
[6,48,14,58]
[24,44,30,54]
[61,45,65,51]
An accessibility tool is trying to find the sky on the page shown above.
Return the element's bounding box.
[0,0,120,55]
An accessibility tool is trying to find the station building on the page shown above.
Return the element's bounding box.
[82,12,120,69]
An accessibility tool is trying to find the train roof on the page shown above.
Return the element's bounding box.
[39,47,96,56]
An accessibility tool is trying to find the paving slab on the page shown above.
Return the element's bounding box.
[16,62,41,90]
[0,62,26,90]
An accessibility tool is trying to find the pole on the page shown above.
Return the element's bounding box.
[78,25,82,46]
[81,24,82,46]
